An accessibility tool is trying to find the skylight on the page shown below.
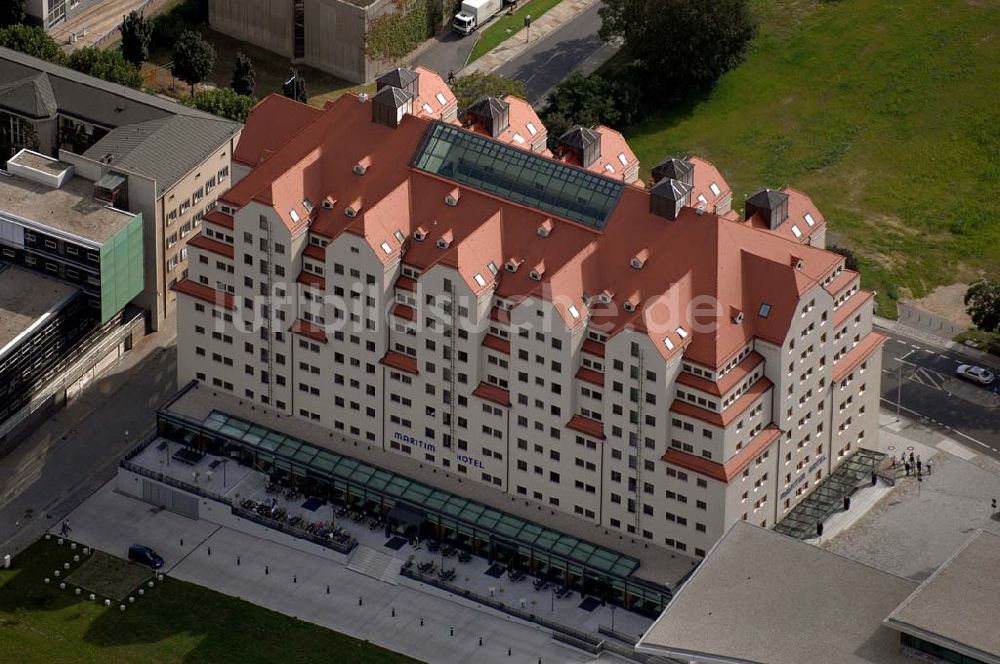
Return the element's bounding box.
[380,241,392,254]
[758,303,772,318]
[791,224,802,238]
[664,337,675,351]
[435,92,447,105]
[474,273,486,287]
[393,229,405,243]
[413,122,624,230]
[422,103,433,114]
[697,194,708,204]
[804,212,815,227]
[512,133,525,144]
[302,198,314,211]
[289,209,300,223]
[568,305,580,319]
[676,326,688,339]
[617,153,629,166]
[709,182,721,196]
[526,122,538,136]
[487,261,498,275]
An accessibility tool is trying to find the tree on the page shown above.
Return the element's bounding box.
[449,72,527,114]
[827,244,860,272]
[0,24,64,63]
[599,0,757,100]
[541,71,642,140]
[282,68,307,102]
[964,279,1000,333]
[120,10,153,66]
[67,47,143,88]
[231,51,255,97]
[186,87,255,122]
[172,30,215,97]
[0,0,25,28]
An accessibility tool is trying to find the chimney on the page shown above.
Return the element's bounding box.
[371,85,413,128]
[466,97,509,138]
[376,67,419,98]
[745,188,790,230]
[558,126,602,168]
[650,157,694,186]
[649,178,692,221]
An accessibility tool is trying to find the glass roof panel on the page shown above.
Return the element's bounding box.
[311,453,338,472]
[402,483,431,502]
[412,123,624,230]
[275,441,300,458]
[440,497,465,516]
[204,411,227,430]
[423,491,450,510]
[516,523,543,545]
[243,425,268,445]
[550,537,576,556]
[293,447,317,464]
[383,476,410,496]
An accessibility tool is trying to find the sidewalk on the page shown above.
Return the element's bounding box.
[464,0,599,75]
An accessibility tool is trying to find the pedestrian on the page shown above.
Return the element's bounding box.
[909,451,915,464]
[891,455,896,469]
[60,520,70,537]
[926,459,932,475]
[904,461,911,476]
[916,458,922,475]
[447,69,455,83]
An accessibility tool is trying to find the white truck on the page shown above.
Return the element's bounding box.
[452,0,505,36]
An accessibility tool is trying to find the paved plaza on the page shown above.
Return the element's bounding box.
[62,470,653,664]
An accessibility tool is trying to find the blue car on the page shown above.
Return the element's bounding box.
[127,544,164,569]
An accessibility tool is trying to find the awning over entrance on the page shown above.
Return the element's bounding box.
[388,502,425,528]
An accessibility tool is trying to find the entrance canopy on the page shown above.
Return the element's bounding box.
[199,410,640,579]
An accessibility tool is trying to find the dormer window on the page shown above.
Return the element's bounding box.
[345,199,362,217]
[598,290,613,305]
[630,249,649,269]
[445,188,460,206]
[529,260,544,280]
[732,309,745,324]
[436,231,453,249]
[505,258,522,272]
[322,197,335,210]
[353,156,372,175]
[414,226,427,241]
[537,220,552,237]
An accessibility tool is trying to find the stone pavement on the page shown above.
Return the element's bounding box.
[820,411,1000,581]
[464,0,600,75]
[61,481,649,663]
[0,318,178,560]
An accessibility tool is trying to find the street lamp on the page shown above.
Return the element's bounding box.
[896,362,902,422]
[611,605,617,633]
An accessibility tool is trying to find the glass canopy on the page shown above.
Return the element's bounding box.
[412,122,624,230]
[202,410,639,577]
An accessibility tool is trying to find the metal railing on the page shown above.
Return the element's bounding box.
[232,506,358,555]
[120,458,231,505]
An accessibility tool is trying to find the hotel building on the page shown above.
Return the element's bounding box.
[173,67,885,562]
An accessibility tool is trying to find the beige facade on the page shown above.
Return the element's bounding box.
[210,0,403,83]
[173,91,884,560]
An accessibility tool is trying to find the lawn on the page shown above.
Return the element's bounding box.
[0,539,417,664]
[468,0,566,63]
[619,0,1000,317]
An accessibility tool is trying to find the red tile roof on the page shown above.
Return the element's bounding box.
[303,243,325,260]
[411,66,458,122]
[582,339,605,358]
[224,92,855,371]
[186,232,234,259]
[482,334,510,354]
[296,270,325,290]
[381,351,418,375]
[833,332,887,384]
[575,366,604,387]
[675,352,765,397]
[291,318,327,343]
[824,269,858,297]
[833,290,874,328]
[662,425,781,483]
[172,279,235,310]
[392,303,416,321]
[395,275,417,292]
[235,95,322,167]
[567,414,605,440]
[473,382,511,407]
[203,209,234,230]
[670,377,773,427]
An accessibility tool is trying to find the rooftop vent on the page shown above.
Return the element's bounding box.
[371,85,413,129]
[445,187,460,206]
[650,157,694,186]
[466,97,510,138]
[558,126,602,168]
[537,220,553,237]
[745,188,790,230]
[731,307,745,324]
[353,156,372,175]
[791,255,804,270]
[649,178,693,221]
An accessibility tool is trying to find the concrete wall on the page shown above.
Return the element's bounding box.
[210,0,294,60]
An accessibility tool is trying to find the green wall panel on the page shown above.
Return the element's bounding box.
[99,213,144,323]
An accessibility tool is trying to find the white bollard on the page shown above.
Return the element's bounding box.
[128,596,135,604]
[57,539,63,545]
[70,543,77,550]
[119,604,125,611]
[89,594,95,601]
[104,599,111,606]
[44,577,50,584]
[54,570,60,577]
[138,589,145,596]
[63,563,70,570]
[73,555,80,562]
[75,588,81,595]
[59,582,65,590]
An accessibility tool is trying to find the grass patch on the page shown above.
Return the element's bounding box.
[0,539,417,664]
[144,29,372,108]
[468,0,566,63]
[619,0,1000,317]
[954,329,1000,358]
[65,551,152,602]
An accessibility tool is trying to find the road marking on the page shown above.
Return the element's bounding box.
[881,398,993,451]
[899,350,914,361]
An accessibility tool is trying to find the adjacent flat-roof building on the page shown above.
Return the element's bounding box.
[171,76,884,609]
[0,149,144,436]
[637,524,1000,664]
[0,46,242,331]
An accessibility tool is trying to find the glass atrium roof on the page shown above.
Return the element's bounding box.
[202,410,639,577]
[412,122,624,230]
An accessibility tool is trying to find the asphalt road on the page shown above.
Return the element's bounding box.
[496,1,614,103]
[410,26,479,79]
[878,327,1000,460]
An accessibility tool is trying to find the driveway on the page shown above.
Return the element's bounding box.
[410,28,479,77]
